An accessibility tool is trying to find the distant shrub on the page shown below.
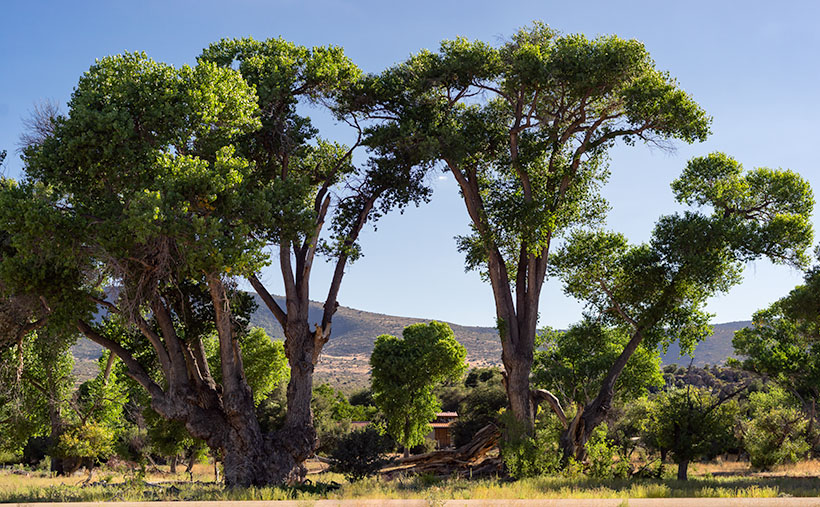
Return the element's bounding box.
[328,427,392,482]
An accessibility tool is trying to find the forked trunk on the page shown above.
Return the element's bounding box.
[559,406,589,462]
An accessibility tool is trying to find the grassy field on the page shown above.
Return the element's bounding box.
[2,460,820,503]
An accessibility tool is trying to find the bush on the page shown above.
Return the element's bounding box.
[409,437,437,455]
[743,387,810,470]
[500,412,562,479]
[585,424,629,479]
[328,427,393,482]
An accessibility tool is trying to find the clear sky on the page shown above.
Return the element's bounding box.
[1,1,818,328]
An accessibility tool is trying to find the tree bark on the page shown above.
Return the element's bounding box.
[503,354,536,435]
[677,459,689,480]
[78,275,313,487]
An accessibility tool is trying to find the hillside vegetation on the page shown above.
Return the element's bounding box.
[70,294,748,388]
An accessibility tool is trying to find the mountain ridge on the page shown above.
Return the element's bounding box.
[70,294,750,389]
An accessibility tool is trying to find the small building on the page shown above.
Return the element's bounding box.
[428,411,458,448]
[349,412,459,449]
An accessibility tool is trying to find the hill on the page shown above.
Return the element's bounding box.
[70,294,751,389]
[658,321,748,367]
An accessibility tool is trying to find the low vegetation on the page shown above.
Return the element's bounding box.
[1,19,820,500]
[4,461,820,502]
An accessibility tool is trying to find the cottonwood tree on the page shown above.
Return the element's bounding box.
[370,321,467,456]
[362,23,711,431]
[548,153,813,460]
[0,52,305,486]
[2,41,430,486]
[199,38,432,476]
[732,263,820,439]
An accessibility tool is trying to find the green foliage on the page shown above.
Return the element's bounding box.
[19,52,268,288]
[499,412,563,479]
[200,37,431,261]
[77,352,130,429]
[451,367,507,447]
[57,422,115,463]
[585,424,630,479]
[733,267,820,412]
[533,320,663,407]
[204,327,288,406]
[672,153,814,267]
[553,153,813,354]
[643,387,738,471]
[312,383,378,455]
[742,386,810,470]
[328,427,393,482]
[0,331,74,455]
[608,397,655,458]
[370,321,467,452]
[370,23,710,281]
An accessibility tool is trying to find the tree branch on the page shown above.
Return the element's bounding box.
[248,274,287,328]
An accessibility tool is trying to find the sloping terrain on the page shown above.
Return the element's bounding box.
[70,294,751,388]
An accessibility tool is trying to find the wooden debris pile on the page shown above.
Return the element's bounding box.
[382,423,503,478]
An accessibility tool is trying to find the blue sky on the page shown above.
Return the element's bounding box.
[1,1,819,328]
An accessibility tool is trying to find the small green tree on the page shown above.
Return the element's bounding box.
[743,386,810,470]
[370,321,467,456]
[0,331,74,472]
[644,387,739,480]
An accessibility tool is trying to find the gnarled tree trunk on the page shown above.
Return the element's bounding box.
[556,329,645,462]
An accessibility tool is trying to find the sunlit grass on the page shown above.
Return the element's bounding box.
[2,460,819,502]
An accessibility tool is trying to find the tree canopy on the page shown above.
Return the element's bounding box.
[361,22,712,431]
[370,321,467,454]
[546,152,813,460]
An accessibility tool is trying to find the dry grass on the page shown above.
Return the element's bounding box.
[692,459,820,478]
[2,460,820,503]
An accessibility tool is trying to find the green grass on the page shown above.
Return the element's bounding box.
[1,470,818,503]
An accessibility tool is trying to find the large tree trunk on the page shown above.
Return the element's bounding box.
[503,351,536,436]
[446,159,547,438]
[267,320,321,483]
